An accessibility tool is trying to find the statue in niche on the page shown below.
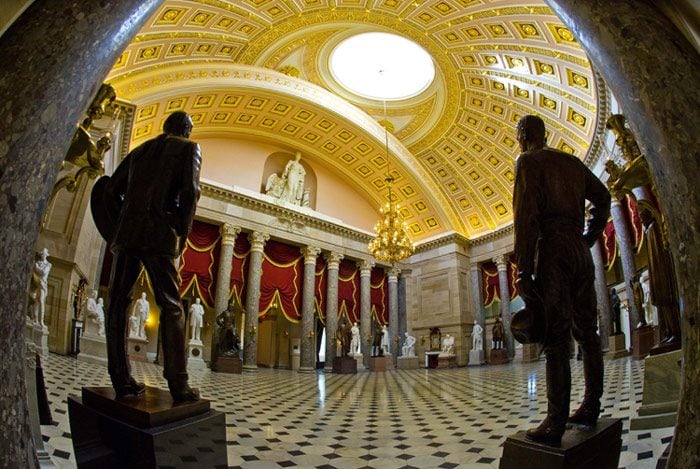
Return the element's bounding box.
[189,298,204,342]
[265,151,307,206]
[28,248,52,327]
[215,302,241,358]
[401,332,416,357]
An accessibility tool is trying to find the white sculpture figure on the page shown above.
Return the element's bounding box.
[265,173,284,198]
[350,322,360,355]
[29,247,52,327]
[280,151,306,204]
[471,321,483,351]
[94,298,105,336]
[641,276,654,325]
[301,188,311,207]
[85,290,99,336]
[189,298,204,342]
[132,292,150,339]
[440,334,455,356]
[401,332,416,357]
[129,314,140,338]
[381,325,390,354]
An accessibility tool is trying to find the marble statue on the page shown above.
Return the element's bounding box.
[401,332,416,357]
[129,314,140,338]
[132,292,150,339]
[492,317,505,349]
[266,152,307,206]
[350,322,360,356]
[513,114,610,445]
[85,291,105,336]
[610,288,622,335]
[471,321,483,351]
[380,325,390,354]
[189,298,204,342]
[29,247,52,327]
[440,334,455,356]
[215,303,240,358]
[642,275,654,326]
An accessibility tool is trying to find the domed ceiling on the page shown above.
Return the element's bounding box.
[106,0,605,242]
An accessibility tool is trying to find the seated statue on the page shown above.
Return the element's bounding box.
[401,332,416,357]
[440,334,455,356]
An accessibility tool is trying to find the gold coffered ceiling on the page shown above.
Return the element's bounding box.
[106,0,602,241]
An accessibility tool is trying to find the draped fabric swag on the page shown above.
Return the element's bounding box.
[370,267,388,325]
[625,195,644,254]
[229,231,250,306]
[482,262,499,306]
[315,257,327,324]
[338,259,360,324]
[178,220,221,307]
[507,257,518,300]
[259,240,302,323]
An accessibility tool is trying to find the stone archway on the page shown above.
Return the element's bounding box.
[0,1,697,467]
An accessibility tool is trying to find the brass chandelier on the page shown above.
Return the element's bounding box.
[368,100,414,264]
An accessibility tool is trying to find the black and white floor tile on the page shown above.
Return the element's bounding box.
[39,354,673,468]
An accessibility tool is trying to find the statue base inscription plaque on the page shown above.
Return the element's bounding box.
[214,356,242,374]
[332,356,358,374]
[490,348,509,365]
[127,336,149,362]
[469,349,485,366]
[397,356,420,369]
[369,356,391,372]
[499,418,622,469]
[78,334,108,366]
[607,334,629,359]
[68,386,226,469]
[187,341,207,370]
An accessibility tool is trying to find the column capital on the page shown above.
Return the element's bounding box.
[302,246,321,264]
[360,259,375,275]
[470,263,480,274]
[493,254,508,271]
[387,266,401,280]
[220,223,241,246]
[248,231,270,252]
[324,251,344,269]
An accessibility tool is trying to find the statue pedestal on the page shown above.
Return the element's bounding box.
[28,321,49,357]
[68,387,226,468]
[437,354,456,369]
[127,336,149,362]
[187,340,207,370]
[499,418,622,469]
[607,334,629,359]
[397,356,420,369]
[78,333,108,365]
[468,349,485,366]
[630,349,682,430]
[213,356,242,374]
[490,348,509,365]
[368,356,390,372]
[349,352,363,369]
[332,356,357,374]
[632,325,655,359]
[519,344,541,363]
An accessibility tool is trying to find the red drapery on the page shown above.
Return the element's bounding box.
[370,267,388,325]
[338,259,360,324]
[229,231,250,306]
[602,219,617,270]
[315,257,327,324]
[259,240,302,322]
[626,195,644,253]
[482,262,499,306]
[178,220,220,307]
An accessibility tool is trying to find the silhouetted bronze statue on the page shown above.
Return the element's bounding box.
[513,115,611,446]
[610,288,623,335]
[215,302,241,358]
[91,111,201,402]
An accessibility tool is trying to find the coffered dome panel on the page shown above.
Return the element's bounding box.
[107,0,604,241]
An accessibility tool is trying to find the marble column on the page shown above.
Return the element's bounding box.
[0,1,162,465]
[300,246,320,373]
[494,255,514,357]
[540,4,699,465]
[591,239,612,349]
[243,231,269,371]
[323,252,343,371]
[610,199,640,329]
[388,267,400,362]
[398,273,408,345]
[360,260,374,367]
[470,264,486,352]
[211,224,240,364]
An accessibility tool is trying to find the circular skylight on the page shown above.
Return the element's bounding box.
[330,32,435,101]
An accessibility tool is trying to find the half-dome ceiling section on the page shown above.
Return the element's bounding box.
[106,0,603,240]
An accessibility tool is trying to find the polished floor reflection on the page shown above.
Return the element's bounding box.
[40,354,672,468]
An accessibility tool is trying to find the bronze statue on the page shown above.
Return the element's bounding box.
[610,288,622,335]
[513,115,611,446]
[371,320,384,357]
[492,317,505,349]
[335,318,352,358]
[215,302,241,358]
[630,274,647,327]
[91,111,201,402]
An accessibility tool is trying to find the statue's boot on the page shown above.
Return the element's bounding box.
[526,351,569,446]
[569,329,603,427]
[114,377,145,398]
[168,372,199,403]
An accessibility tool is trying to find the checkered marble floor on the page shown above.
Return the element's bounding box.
[39,354,673,468]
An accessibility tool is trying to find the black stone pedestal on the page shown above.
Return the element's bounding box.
[499,418,622,469]
[68,387,227,469]
[214,356,242,373]
[332,356,358,374]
